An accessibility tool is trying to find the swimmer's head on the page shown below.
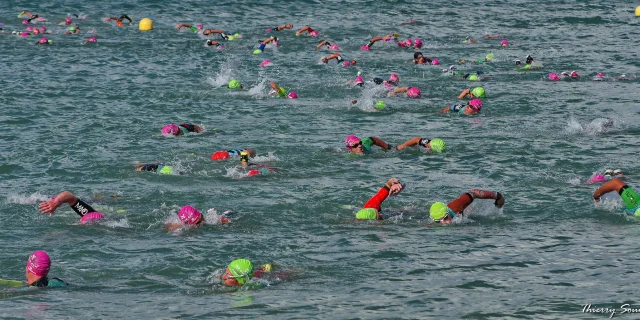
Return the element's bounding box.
[414,38,422,48]
[355,76,364,85]
[226,259,254,285]
[287,91,298,99]
[375,100,387,110]
[38,37,48,44]
[228,79,242,89]
[470,87,485,98]
[26,250,51,278]
[407,87,421,98]
[310,30,319,37]
[161,124,180,136]
[515,60,521,66]
[570,71,579,78]
[587,174,607,184]
[548,72,560,81]
[345,135,361,150]
[26,26,34,31]
[597,73,605,77]
[22,19,28,25]
[431,59,440,65]
[486,53,495,61]
[388,73,399,85]
[80,212,104,224]
[197,24,203,30]
[428,139,446,153]
[178,205,203,225]
[65,17,72,24]
[360,45,370,51]
[329,44,341,50]
[430,202,452,221]
[68,26,76,32]
[240,151,249,164]
[500,39,508,46]
[468,99,483,112]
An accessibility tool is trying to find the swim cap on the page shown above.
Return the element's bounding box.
[431,59,440,65]
[356,208,378,220]
[361,45,370,51]
[345,135,360,149]
[468,74,479,81]
[429,139,446,153]
[500,39,508,46]
[287,91,298,99]
[228,259,254,284]
[570,71,579,78]
[228,79,241,89]
[158,165,173,175]
[227,35,235,41]
[80,212,104,224]
[27,251,51,277]
[635,208,640,217]
[329,44,341,50]
[310,31,319,37]
[470,87,486,98]
[22,19,28,24]
[197,24,203,29]
[211,151,230,160]
[161,124,180,135]
[407,87,421,98]
[548,72,560,81]
[587,174,606,184]
[178,205,202,225]
[375,100,386,110]
[486,53,495,61]
[597,73,605,77]
[414,38,422,48]
[68,26,76,32]
[389,73,399,83]
[65,17,72,24]
[88,37,97,42]
[430,202,449,220]
[38,37,48,44]
[469,99,483,111]
[260,59,272,67]
[342,60,353,67]
[355,76,364,84]
[252,49,262,55]
[26,26,34,31]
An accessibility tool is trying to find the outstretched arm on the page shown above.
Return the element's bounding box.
[118,14,132,23]
[321,52,341,63]
[275,23,293,31]
[396,137,421,150]
[593,178,626,202]
[316,40,329,50]
[39,191,78,216]
[175,24,192,30]
[389,87,409,96]
[295,26,311,35]
[469,189,504,208]
[369,136,393,150]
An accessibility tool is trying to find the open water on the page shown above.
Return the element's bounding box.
[1,0,640,319]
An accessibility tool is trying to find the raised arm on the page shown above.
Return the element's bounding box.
[316,40,329,50]
[118,14,132,23]
[593,178,626,202]
[39,191,78,216]
[295,26,311,35]
[458,88,471,99]
[321,52,341,63]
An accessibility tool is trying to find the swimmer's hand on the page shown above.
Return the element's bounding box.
[494,192,505,208]
[39,198,61,216]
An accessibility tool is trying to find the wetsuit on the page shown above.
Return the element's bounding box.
[618,185,640,215]
[447,193,474,214]
[71,198,96,217]
[355,187,390,220]
[178,123,197,135]
[31,277,68,287]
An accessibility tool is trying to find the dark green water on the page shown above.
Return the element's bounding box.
[1,0,640,318]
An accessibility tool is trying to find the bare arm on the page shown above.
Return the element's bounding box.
[458,88,470,99]
[389,87,408,96]
[39,191,78,216]
[396,137,421,150]
[262,36,277,44]
[275,24,293,31]
[316,40,328,50]
[295,26,310,35]
[370,136,392,150]
[439,105,452,113]
[593,178,626,201]
[175,24,192,29]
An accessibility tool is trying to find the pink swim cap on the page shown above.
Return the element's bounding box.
[397,41,410,48]
[360,45,370,51]
[260,59,272,67]
[407,87,421,98]
[310,31,319,37]
[38,37,48,44]
[548,72,560,81]
[80,212,104,224]
[87,37,97,42]
[20,32,29,37]
[342,61,352,67]
[469,99,483,111]
[431,59,440,65]
[26,26,34,31]
[596,73,605,77]
[41,25,47,31]
[65,17,72,24]
[560,71,570,77]
[570,71,579,78]
[22,19,28,24]
[287,91,298,99]
[414,38,422,48]
[355,76,364,84]
[389,73,399,83]
[178,205,202,225]
[329,44,341,50]
[587,174,607,184]
[345,135,360,149]
[161,124,180,135]
[27,251,51,277]
[265,27,272,32]
[197,24,203,30]
[501,39,508,46]
[33,28,40,34]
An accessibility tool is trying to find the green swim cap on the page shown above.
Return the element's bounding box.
[375,101,386,110]
[486,53,495,60]
[635,208,640,217]
[69,26,76,32]
[468,75,478,81]
[253,49,262,55]
[228,79,241,89]
[233,33,241,37]
[228,259,253,284]
[228,35,235,41]
[471,87,485,98]
[48,40,53,44]
[356,208,378,220]
[524,64,531,69]
[429,139,446,153]
[430,202,448,220]
[158,165,173,175]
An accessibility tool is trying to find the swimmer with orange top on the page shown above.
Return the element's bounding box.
[428,189,505,225]
[104,14,132,26]
[355,178,405,220]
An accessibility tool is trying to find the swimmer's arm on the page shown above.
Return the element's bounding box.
[275,24,293,31]
[105,17,118,22]
[369,136,393,150]
[593,178,626,202]
[22,11,35,18]
[295,26,310,35]
[316,40,328,50]
[458,88,470,99]
[39,191,78,216]
[439,105,452,113]
[119,14,132,23]
[166,223,183,233]
[367,36,384,47]
[269,81,281,92]
[262,36,277,44]
[389,87,408,96]
[175,24,192,30]
[395,137,421,151]
[469,189,505,208]
[192,124,202,133]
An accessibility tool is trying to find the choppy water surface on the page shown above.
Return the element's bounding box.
[1,0,640,318]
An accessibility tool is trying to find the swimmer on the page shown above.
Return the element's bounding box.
[321,53,356,66]
[389,87,421,98]
[587,169,623,184]
[400,19,423,25]
[316,40,341,51]
[104,14,132,26]
[83,36,97,45]
[201,29,231,38]
[205,39,223,48]
[428,189,505,225]
[39,191,105,224]
[413,52,433,65]
[560,71,580,79]
[161,123,203,136]
[19,12,42,24]
[228,79,243,89]
[345,135,394,155]
[136,163,176,175]
[462,71,487,81]
[593,177,640,216]
[395,137,446,153]
[439,99,483,115]
[60,16,72,25]
[253,36,278,54]
[458,86,486,99]
[271,23,293,31]
[238,151,275,176]
[25,251,68,287]
[35,37,51,45]
[593,73,606,81]
[361,34,393,50]
[295,25,319,37]
[166,205,230,232]
[268,81,297,98]
[221,259,274,287]
[211,148,256,160]
[355,178,405,220]
[515,55,536,69]
[66,25,81,34]
[175,23,203,33]
[463,36,477,44]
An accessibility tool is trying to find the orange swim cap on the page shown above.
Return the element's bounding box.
[116,21,123,27]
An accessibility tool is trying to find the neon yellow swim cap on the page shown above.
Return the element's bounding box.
[468,75,478,81]
[356,208,378,220]
[375,101,386,110]
[253,49,262,55]
[524,64,531,69]
[430,202,448,220]
[277,87,287,97]
[635,208,640,217]
[159,165,173,175]
[486,53,495,61]
[260,264,272,272]
[471,87,485,98]
[228,35,235,41]
[228,259,253,284]
[228,79,241,89]
[429,139,446,153]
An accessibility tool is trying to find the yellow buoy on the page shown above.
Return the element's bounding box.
[139,18,153,31]
[636,6,640,17]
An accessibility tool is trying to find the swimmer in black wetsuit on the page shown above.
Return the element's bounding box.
[105,14,132,26]
[136,163,177,175]
[272,23,293,31]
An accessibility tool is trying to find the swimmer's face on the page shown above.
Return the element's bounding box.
[348,141,364,154]
[222,268,241,286]
[351,60,357,65]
